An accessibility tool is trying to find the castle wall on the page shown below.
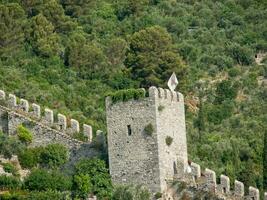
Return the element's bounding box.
[152,87,188,191]
[106,94,162,193]
[0,90,103,167]
[106,87,189,193]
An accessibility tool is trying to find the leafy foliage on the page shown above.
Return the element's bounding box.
[0,0,266,194]
[2,163,17,176]
[39,143,68,169]
[108,88,145,103]
[17,125,33,144]
[144,123,154,136]
[24,169,72,191]
[74,158,113,199]
[165,136,173,146]
[0,175,21,190]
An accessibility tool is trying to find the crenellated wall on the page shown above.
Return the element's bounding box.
[190,162,263,200]
[0,89,95,143]
[0,89,104,162]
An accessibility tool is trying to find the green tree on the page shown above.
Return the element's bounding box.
[215,80,238,104]
[125,26,186,87]
[73,174,93,198]
[39,143,68,169]
[65,31,106,78]
[41,0,77,33]
[0,3,26,59]
[105,37,128,69]
[28,14,62,57]
[74,158,113,199]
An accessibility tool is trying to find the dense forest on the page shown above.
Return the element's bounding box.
[0,0,266,199]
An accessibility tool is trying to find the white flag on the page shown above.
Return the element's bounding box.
[167,72,178,91]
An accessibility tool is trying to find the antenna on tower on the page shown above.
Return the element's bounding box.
[167,72,178,91]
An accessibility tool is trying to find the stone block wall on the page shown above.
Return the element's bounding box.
[106,86,188,193]
[0,89,104,163]
[189,162,263,200]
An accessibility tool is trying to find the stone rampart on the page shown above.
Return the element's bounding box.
[190,162,263,200]
[0,89,95,144]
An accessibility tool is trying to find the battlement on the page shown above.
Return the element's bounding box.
[106,87,184,109]
[190,162,264,200]
[148,86,184,102]
[0,89,96,143]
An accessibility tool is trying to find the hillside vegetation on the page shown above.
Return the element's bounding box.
[0,0,266,197]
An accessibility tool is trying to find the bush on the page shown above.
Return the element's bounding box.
[39,144,68,169]
[2,163,17,176]
[24,169,71,191]
[73,174,92,198]
[0,175,21,190]
[108,89,146,104]
[165,136,173,146]
[0,132,25,158]
[158,105,165,112]
[17,125,33,144]
[154,192,162,199]
[144,123,154,136]
[18,147,43,169]
[74,158,113,199]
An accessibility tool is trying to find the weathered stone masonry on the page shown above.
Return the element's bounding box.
[106,86,266,199]
[0,89,102,163]
[106,86,188,193]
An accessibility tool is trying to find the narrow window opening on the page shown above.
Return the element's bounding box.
[223,187,226,193]
[127,125,132,136]
[59,124,63,130]
[173,161,177,174]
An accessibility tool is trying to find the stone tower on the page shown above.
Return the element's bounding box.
[106,86,188,193]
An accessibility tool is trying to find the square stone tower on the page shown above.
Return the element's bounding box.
[106,86,188,193]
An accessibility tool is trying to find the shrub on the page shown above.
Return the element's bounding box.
[108,88,146,103]
[73,174,92,198]
[0,175,21,190]
[74,158,113,199]
[39,144,68,169]
[158,105,165,112]
[154,192,162,199]
[144,123,154,136]
[18,147,43,169]
[0,132,25,159]
[2,163,17,176]
[17,125,33,144]
[24,169,71,191]
[165,136,173,146]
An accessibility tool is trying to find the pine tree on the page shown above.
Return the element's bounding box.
[0,3,26,58]
[125,26,187,88]
[28,14,62,57]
